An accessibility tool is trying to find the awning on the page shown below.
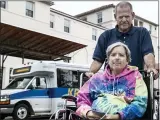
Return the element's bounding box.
[0,23,87,60]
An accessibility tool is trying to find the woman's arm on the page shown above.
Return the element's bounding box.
[76,80,92,118]
[76,74,102,118]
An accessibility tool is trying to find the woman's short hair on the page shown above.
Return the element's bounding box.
[106,42,131,62]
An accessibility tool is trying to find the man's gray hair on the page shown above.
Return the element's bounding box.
[106,42,131,62]
[114,1,133,14]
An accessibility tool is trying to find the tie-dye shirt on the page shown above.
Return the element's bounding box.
[76,65,148,120]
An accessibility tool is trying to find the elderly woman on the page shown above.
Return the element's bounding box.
[76,42,148,120]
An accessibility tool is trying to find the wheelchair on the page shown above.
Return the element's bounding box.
[51,71,159,120]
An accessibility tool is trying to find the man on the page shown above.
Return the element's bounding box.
[86,1,158,78]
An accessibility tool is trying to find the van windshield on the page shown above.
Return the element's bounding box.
[6,76,34,89]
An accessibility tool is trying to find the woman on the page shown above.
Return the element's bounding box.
[76,42,148,120]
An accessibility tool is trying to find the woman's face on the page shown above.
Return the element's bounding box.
[108,46,128,73]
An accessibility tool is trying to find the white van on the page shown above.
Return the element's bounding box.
[0,61,100,120]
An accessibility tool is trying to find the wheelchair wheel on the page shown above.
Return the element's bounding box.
[153,99,159,120]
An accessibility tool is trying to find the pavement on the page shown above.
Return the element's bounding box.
[5,116,52,120]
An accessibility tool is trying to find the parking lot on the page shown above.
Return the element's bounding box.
[5,116,52,120]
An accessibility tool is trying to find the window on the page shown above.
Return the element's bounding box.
[158,46,160,50]
[81,17,87,21]
[97,12,102,23]
[9,68,13,83]
[26,1,34,17]
[50,14,54,28]
[57,69,86,88]
[64,19,70,33]
[0,67,2,88]
[149,25,152,34]
[134,19,138,26]
[0,1,6,9]
[92,28,97,41]
[29,77,47,89]
[6,76,34,89]
[139,21,143,27]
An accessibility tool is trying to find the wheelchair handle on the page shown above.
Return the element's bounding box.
[150,72,154,112]
[80,73,90,88]
[80,73,83,88]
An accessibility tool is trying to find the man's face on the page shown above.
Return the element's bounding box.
[115,6,134,32]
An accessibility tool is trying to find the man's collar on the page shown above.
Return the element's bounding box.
[115,24,136,37]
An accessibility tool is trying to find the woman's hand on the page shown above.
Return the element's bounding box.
[86,111,120,120]
[86,111,101,119]
[105,114,120,120]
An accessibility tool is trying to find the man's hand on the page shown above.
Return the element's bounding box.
[147,67,159,80]
[144,65,159,79]
[85,72,94,78]
[144,53,159,80]
[86,60,103,78]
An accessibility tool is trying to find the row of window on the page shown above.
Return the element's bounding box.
[50,14,97,40]
[1,1,97,41]
[8,68,88,89]
[81,12,103,24]
[1,1,34,18]
[50,16,70,33]
[57,69,88,88]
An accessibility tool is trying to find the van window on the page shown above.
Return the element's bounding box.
[6,76,33,89]
[57,69,86,88]
[29,77,47,89]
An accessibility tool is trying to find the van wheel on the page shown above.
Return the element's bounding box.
[13,104,30,120]
[0,115,6,120]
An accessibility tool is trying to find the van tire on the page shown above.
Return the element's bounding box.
[0,115,6,120]
[12,104,30,120]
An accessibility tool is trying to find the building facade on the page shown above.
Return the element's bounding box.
[0,1,159,88]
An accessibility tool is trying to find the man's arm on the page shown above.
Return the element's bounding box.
[141,28,158,78]
[86,31,107,77]
[89,60,103,74]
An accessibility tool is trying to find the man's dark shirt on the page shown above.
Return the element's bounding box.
[93,26,154,70]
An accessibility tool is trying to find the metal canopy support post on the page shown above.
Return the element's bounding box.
[0,54,2,89]
[22,53,24,64]
[0,55,8,89]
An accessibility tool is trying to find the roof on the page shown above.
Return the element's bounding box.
[75,4,115,17]
[50,8,107,30]
[135,15,158,26]
[40,1,54,6]
[0,23,86,61]
[75,4,158,26]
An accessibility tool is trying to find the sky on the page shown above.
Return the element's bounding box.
[51,1,158,24]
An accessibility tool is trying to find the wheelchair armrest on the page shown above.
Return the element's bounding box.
[62,94,77,102]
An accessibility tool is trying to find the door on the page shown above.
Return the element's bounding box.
[27,76,51,113]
